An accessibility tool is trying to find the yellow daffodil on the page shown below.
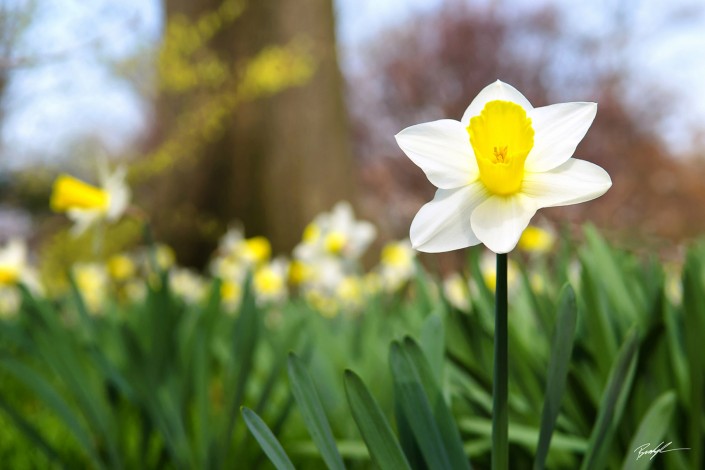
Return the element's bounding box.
[220,279,243,312]
[253,258,288,305]
[239,236,271,265]
[480,252,519,292]
[0,239,42,293]
[51,164,130,235]
[518,225,555,253]
[107,254,137,282]
[0,239,27,286]
[378,240,416,292]
[73,263,108,314]
[294,202,376,261]
[336,275,364,311]
[396,80,611,254]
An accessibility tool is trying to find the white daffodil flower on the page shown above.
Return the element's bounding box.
[0,239,28,286]
[0,239,42,293]
[294,202,376,262]
[51,163,130,235]
[377,240,416,292]
[395,80,611,254]
[169,268,207,305]
[253,257,289,305]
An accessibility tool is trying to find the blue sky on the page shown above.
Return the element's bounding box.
[1,0,704,169]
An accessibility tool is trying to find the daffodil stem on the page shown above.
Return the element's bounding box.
[492,252,509,470]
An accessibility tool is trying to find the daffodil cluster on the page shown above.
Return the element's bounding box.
[210,227,288,309]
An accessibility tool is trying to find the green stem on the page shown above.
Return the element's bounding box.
[492,252,508,470]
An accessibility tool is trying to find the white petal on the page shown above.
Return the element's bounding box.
[395,119,478,189]
[410,183,488,253]
[522,158,612,208]
[348,221,377,258]
[525,102,597,172]
[470,194,537,254]
[104,166,130,220]
[67,209,101,236]
[461,80,534,125]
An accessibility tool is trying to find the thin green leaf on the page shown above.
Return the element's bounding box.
[241,407,295,470]
[460,417,587,453]
[401,337,471,469]
[344,370,411,470]
[0,392,65,468]
[287,352,345,470]
[390,340,452,470]
[622,391,677,470]
[682,245,705,470]
[0,356,100,465]
[580,328,640,470]
[420,314,445,387]
[222,274,260,454]
[534,284,578,470]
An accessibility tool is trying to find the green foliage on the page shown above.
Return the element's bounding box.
[1,227,703,469]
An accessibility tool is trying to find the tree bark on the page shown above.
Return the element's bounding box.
[150,0,355,267]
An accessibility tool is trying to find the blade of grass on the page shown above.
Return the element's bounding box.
[344,369,411,470]
[460,417,587,453]
[622,391,677,470]
[682,245,705,470]
[534,284,578,470]
[0,392,66,468]
[401,337,471,469]
[241,407,295,470]
[222,274,260,456]
[420,314,445,387]
[0,356,101,466]
[287,352,345,470]
[580,328,640,470]
[390,340,452,470]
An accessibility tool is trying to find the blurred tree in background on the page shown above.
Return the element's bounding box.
[140,0,355,267]
[0,1,35,157]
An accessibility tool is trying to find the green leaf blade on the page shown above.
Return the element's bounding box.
[534,284,578,470]
[287,352,345,470]
[622,391,677,470]
[241,407,295,470]
[344,369,411,470]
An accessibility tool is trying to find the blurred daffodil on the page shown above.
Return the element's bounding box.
[0,239,28,286]
[480,252,519,292]
[294,202,375,261]
[0,239,39,318]
[220,279,242,312]
[0,239,41,293]
[253,258,288,305]
[51,165,130,235]
[378,240,416,292]
[238,236,271,265]
[518,226,555,253]
[443,273,470,312]
[73,263,109,314]
[336,275,364,311]
[107,254,137,282]
[169,268,207,305]
[396,80,611,254]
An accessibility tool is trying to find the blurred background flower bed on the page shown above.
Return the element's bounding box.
[1,0,705,468]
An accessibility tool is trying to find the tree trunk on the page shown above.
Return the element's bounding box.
[149,0,355,267]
